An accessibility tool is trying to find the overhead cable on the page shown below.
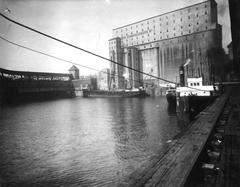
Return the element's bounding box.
[0,12,176,84]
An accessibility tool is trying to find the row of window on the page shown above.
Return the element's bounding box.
[114,21,209,40]
[114,10,209,34]
[115,18,209,38]
[111,26,209,45]
[110,32,207,49]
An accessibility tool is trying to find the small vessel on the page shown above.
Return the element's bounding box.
[176,77,218,123]
[82,88,149,98]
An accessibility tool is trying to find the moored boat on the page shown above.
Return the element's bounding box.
[82,88,149,98]
[176,77,219,124]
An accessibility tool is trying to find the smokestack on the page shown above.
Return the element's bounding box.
[179,65,185,87]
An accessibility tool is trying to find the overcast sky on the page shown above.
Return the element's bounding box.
[0,0,231,75]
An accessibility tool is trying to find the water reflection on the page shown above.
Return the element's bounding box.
[0,97,181,186]
[167,103,176,116]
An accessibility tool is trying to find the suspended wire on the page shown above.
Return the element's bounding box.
[0,12,176,84]
[0,35,156,87]
[0,12,209,92]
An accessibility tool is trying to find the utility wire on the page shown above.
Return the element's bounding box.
[0,35,155,87]
[0,12,176,84]
[0,13,209,92]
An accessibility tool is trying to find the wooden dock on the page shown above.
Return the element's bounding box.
[215,85,240,187]
[126,92,229,187]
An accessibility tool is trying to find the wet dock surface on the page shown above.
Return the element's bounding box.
[126,91,229,187]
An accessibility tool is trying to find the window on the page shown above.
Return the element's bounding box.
[205,11,207,15]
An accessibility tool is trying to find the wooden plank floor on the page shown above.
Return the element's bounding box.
[126,93,229,187]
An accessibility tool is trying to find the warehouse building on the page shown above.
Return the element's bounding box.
[109,0,222,89]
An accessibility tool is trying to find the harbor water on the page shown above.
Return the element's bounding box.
[0,97,183,186]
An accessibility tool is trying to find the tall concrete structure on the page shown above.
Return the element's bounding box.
[97,68,110,90]
[109,0,222,89]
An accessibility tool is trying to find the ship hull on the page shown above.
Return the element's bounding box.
[82,89,149,98]
[176,95,217,124]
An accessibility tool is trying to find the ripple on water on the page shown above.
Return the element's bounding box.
[0,97,180,186]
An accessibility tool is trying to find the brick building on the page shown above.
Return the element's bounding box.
[109,0,222,89]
